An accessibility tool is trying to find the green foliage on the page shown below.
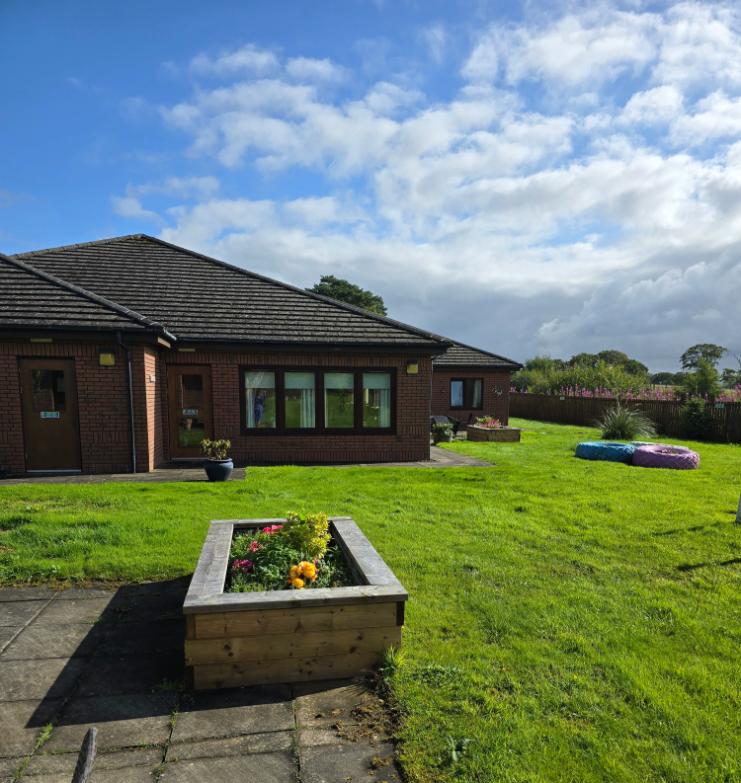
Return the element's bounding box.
[651,371,686,385]
[199,438,231,459]
[720,367,741,388]
[229,516,350,592]
[598,404,656,440]
[680,343,727,370]
[512,358,650,396]
[432,422,454,443]
[679,399,715,440]
[680,359,722,399]
[282,510,331,559]
[308,274,387,316]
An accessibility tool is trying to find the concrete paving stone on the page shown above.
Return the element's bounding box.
[44,692,177,753]
[24,746,162,776]
[75,655,182,697]
[94,620,183,657]
[298,727,354,747]
[29,768,156,783]
[159,752,296,783]
[0,601,48,628]
[0,757,23,781]
[294,681,379,729]
[2,623,103,660]
[173,688,294,743]
[166,731,293,762]
[52,588,115,601]
[106,592,184,624]
[299,741,401,783]
[0,588,55,603]
[36,597,113,625]
[0,658,86,701]
[0,698,64,756]
[0,627,19,651]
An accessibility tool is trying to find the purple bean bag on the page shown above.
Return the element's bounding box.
[633,444,700,470]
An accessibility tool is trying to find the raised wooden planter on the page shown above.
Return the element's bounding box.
[466,425,522,442]
[183,516,407,690]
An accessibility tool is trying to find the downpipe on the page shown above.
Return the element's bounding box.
[116,332,137,473]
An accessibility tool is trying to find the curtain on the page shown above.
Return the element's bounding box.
[285,372,315,428]
[244,370,275,428]
[363,372,391,428]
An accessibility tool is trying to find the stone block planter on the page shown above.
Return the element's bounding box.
[466,425,522,442]
[183,517,407,690]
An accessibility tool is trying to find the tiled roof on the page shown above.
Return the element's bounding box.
[12,235,446,349]
[0,253,163,334]
[433,340,521,369]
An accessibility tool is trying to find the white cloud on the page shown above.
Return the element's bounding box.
[190,44,279,77]
[672,91,741,145]
[653,2,741,90]
[112,195,160,222]
[419,23,447,64]
[128,6,741,367]
[285,57,347,83]
[464,9,659,87]
[620,85,683,125]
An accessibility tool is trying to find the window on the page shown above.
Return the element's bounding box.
[244,370,276,428]
[31,369,66,412]
[362,372,391,427]
[285,372,315,429]
[450,378,483,409]
[324,372,354,428]
[240,368,395,433]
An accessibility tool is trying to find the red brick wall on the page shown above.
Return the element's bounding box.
[0,340,133,475]
[131,346,164,472]
[431,369,513,425]
[163,349,432,464]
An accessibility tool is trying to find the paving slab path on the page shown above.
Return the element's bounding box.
[0,582,401,782]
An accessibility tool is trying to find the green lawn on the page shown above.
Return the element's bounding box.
[1,419,740,782]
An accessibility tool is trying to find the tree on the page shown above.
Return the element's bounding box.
[597,350,630,366]
[308,275,387,316]
[681,358,722,399]
[680,343,727,370]
[568,352,600,368]
[721,368,741,388]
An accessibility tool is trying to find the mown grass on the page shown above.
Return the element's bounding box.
[1,419,740,782]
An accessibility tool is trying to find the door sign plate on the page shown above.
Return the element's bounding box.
[40,411,61,419]
[182,408,199,416]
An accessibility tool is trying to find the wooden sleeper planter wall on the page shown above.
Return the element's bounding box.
[183,517,407,690]
[466,425,522,442]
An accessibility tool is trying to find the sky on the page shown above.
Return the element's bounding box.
[1,0,740,371]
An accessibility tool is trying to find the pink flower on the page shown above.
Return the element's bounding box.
[232,558,253,572]
[249,540,260,553]
[261,524,284,535]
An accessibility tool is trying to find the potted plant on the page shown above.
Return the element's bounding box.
[200,438,234,482]
[432,422,454,444]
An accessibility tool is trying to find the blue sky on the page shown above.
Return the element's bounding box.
[2,0,740,370]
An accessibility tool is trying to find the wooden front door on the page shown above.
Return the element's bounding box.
[19,358,82,472]
[167,366,213,458]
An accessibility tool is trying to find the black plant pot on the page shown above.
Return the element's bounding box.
[203,458,234,482]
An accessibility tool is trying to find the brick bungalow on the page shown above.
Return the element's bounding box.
[432,341,521,427]
[0,235,519,475]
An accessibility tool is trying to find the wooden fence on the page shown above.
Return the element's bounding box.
[510,393,741,443]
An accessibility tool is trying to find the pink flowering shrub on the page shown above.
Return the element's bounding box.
[474,416,503,429]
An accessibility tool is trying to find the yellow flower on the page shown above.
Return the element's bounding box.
[289,565,301,579]
[299,561,317,581]
[291,577,305,589]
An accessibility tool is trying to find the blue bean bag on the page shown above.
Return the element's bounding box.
[575,441,636,463]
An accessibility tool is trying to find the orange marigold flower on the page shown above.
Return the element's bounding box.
[290,577,305,589]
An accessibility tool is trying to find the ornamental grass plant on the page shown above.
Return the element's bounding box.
[598,403,656,440]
